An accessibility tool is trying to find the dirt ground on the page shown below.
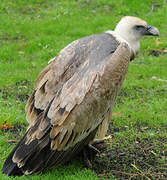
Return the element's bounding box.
[90,123,167,179]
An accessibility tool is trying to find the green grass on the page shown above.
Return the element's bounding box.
[0,0,167,179]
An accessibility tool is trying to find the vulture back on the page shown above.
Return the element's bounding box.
[2,34,130,176]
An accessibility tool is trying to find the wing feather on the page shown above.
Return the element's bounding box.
[3,35,131,175]
[26,41,130,153]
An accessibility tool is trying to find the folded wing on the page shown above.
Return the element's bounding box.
[2,34,130,175]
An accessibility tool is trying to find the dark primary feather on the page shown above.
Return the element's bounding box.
[2,33,130,176]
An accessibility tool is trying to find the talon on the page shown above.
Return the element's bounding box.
[88,144,100,154]
[91,138,109,151]
[93,139,105,144]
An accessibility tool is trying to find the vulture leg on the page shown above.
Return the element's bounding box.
[97,109,112,139]
[83,148,93,169]
[82,139,108,169]
[86,109,112,154]
[82,143,101,169]
[90,139,108,152]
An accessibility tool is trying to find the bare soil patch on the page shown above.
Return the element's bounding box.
[91,125,167,179]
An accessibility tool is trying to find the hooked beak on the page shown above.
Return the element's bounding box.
[144,25,160,36]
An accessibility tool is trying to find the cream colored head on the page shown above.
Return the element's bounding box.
[114,16,159,55]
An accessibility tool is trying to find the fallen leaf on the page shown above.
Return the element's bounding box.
[8,140,18,143]
[4,122,12,128]
[155,39,163,46]
[0,122,13,130]
[112,112,122,117]
[151,76,167,83]
[103,135,112,141]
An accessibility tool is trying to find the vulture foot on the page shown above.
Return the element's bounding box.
[92,139,108,151]
[82,139,108,169]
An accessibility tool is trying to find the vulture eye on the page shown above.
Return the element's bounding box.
[135,25,145,30]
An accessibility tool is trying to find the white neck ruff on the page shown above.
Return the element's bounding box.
[105,30,135,58]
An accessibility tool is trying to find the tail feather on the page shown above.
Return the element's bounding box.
[2,132,28,176]
[2,127,98,176]
[2,163,23,176]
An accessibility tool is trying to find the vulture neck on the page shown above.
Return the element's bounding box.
[105,30,137,60]
[115,29,140,54]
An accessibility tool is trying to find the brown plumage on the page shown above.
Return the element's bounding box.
[2,16,159,176]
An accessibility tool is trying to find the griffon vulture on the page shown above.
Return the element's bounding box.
[2,16,159,176]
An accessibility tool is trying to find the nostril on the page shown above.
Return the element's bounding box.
[146,25,152,30]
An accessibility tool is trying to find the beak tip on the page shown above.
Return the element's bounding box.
[153,27,160,36]
[145,25,160,37]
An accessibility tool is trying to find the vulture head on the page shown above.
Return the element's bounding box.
[114,16,159,57]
